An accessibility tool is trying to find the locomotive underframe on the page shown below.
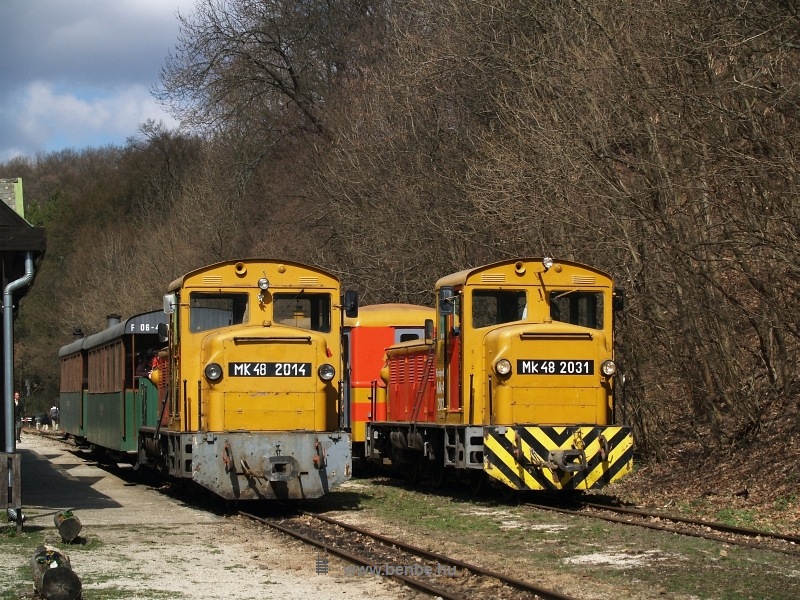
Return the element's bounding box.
[365,422,485,484]
[139,428,352,500]
[365,421,633,491]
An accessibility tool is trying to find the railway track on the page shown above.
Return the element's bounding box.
[526,498,800,557]
[52,429,800,560]
[240,510,581,600]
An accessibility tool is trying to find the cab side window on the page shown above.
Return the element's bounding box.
[472,290,526,328]
[550,291,604,329]
[190,293,249,332]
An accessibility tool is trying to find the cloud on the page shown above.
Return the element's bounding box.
[0,0,196,161]
[5,82,180,158]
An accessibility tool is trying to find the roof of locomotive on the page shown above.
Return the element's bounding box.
[435,258,613,289]
[58,310,167,356]
[344,303,434,328]
[167,258,341,292]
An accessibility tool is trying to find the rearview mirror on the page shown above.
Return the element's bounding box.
[613,288,625,312]
[438,287,454,315]
[424,319,434,343]
[344,290,359,318]
[163,292,177,315]
[157,322,169,343]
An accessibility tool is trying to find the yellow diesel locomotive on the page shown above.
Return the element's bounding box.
[136,259,357,500]
[365,257,633,492]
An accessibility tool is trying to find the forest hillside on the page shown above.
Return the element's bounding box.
[1,1,797,515]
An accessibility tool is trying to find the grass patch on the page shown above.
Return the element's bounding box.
[0,563,31,600]
[774,494,797,512]
[338,477,800,599]
[714,507,758,528]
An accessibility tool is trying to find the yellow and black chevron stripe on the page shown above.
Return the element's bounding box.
[483,425,633,491]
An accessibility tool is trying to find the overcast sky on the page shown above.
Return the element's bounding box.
[0,0,197,162]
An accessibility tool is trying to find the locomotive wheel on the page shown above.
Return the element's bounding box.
[406,460,421,484]
[431,469,444,489]
[426,462,445,489]
[500,484,519,503]
[469,471,486,494]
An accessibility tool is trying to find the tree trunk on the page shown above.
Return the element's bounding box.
[30,545,82,600]
[54,510,82,543]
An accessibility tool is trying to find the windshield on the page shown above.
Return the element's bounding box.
[189,293,249,332]
[472,290,527,328]
[550,291,604,329]
[273,293,332,332]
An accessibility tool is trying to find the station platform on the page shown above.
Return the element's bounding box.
[12,431,219,528]
[3,431,415,600]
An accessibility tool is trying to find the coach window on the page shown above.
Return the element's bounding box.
[550,291,604,329]
[189,293,249,332]
[60,355,83,393]
[88,341,124,393]
[472,290,527,328]
[274,293,332,332]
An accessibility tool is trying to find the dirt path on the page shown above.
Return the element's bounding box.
[3,433,424,600]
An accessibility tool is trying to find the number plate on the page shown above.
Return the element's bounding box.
[228,362,312,377]
[517,360,594,375]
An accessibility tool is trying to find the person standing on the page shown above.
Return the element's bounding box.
[49,404,60,431]
[13,391,23,443]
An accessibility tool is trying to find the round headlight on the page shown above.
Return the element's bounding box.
[601,360,617,377]
[495,359,512,376]
[318,363,336,381]
[258,277,270,290]
[204,362,223,381]
[542,257,554,270]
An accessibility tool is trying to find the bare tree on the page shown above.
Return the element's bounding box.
[7,0,799,459]
[313,0,800,454]
[156,0,386,142]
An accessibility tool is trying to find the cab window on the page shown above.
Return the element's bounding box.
[190,293,248,332]
[550,291,604,329]
[273,293,332,332]
[472,290,526,328]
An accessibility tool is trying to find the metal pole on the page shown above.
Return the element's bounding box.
[4,253,34,453]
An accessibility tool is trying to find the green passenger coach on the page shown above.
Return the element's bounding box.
[58,311,167,462]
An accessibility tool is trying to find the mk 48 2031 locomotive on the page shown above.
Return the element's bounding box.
[364,257,633,493]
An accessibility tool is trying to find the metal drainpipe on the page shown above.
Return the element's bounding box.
[4,253,34,453]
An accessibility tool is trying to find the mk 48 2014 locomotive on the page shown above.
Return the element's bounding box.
[59,259,357,501]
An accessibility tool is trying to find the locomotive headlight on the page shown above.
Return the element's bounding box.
[601,360,617,377]
[495,358,512,376]
[204,362,223,381]
[318,363,336,381]
[258,277,270,290]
